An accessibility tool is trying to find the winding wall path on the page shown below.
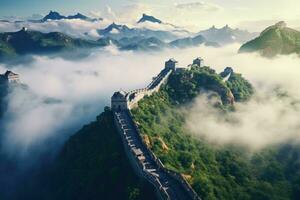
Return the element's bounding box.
[112,66,201,200]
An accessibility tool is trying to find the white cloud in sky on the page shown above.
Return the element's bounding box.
[114,0,300,31]
[175,1,223,12]
[0,19,111,39]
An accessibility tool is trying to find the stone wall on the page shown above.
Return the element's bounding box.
[113,113,169,200]
[111,62,201,200]
[126,68,172,109]
[129,110,201,200]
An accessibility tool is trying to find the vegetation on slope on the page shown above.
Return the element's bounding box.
[226,72,254,102]
[166,65,235,105]
[239,21,300,57]
[0,28,110,58]
[16,109,157,200]
[131,66,299,200]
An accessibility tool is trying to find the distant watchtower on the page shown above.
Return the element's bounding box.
[21,27,28,32]
[193,57,204,67]
[0,70,20,83]
[220,67,234,78]
[165,58,178,71]
[111,90,128,111]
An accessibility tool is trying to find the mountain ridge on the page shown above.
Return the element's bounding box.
[137,14,162,24]
[239,21,300,57]
[42,11,101,22]
[0,28,111,58]
[199,24,257,45]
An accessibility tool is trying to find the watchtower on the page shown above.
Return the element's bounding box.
[193,57,204,67]
[111,90,128,111]
[165,58,178,71]
[3,70,20,83]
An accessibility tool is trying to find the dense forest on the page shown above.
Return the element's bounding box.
[14,109,157,200]
[131,65,300,200]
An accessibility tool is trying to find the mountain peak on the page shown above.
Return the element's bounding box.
[42,11,97,22]
[274,21,287,28]
[200,24,256,45]
[239,21,300,57]
[221,24,232,31]
[67,13,88,20]
[108,22,123,29]
[137,13,162,24]
[43,11,66,21]
[98,23,131,36]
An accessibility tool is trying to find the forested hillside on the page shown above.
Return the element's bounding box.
[15,109,157,200]
[132,65,299,200]
[239,21,300,57]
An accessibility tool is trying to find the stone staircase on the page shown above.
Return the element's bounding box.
[114,110,201,200]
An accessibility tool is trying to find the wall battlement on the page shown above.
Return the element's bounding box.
[111,58,202,200]
[111,63,174,111]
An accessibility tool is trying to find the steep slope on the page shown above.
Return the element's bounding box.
[199,25,257,45]
[239,21,300,57]
[16,109,157,200]
[131,65,299,200]
[0,28,108,58]
[220,67,254,102]
[165,65,235,105]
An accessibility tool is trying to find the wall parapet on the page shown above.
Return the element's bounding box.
[129,110,201,200]
[112,58,202,200]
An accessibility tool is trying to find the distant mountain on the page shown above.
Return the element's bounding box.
[120,37,168,51]
[97,23,179,41]
[239,21,300,57]
[98,23,131,35]
[170,35,220,48]
[136,14,188,33]
[42,11,66,21]
[199,25,257,45]
[67,13,91,20]
[42,11,101,22]
[117,36,146,47]
[117,34,220,51]
[0,20,10,23]
[0,28,109,58]
[137,14,162,24]
[0,27,221,59]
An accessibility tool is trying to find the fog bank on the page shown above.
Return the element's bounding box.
[181,45,300,150]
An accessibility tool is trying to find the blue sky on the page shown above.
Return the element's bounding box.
[0,0,299,31]
[0,0,126,16]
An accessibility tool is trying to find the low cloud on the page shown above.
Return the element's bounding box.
[175,1,223,12]
[174,45,300,150]
[0,47,167,158]
[0,43,300,161]
[185,91,300,150]
[0,19,111,39]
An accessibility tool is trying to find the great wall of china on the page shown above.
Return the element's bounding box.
[111,58,203,200]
